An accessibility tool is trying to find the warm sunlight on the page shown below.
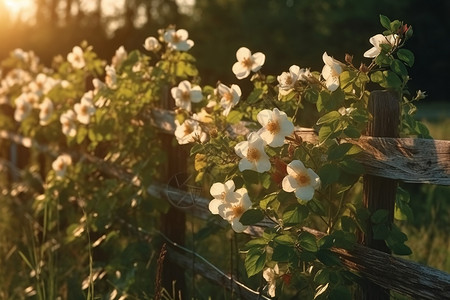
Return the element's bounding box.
[3,0,35,21]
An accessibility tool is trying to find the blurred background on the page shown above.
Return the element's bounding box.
[0,0,448,272]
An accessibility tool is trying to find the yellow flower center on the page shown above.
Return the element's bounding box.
[241,57,253,69]
[295,171,311,187]
[181,90,191,102]
[172,33,181,43]
[80,104,89,115]
[266,120,280,134]
[247,147,261,162]
[232,204,245,218]
[285,75,293,85]
[184,125,194,136]
[223,91,233,103]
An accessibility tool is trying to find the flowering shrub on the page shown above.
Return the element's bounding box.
[0,16,431,299]
[174,15,429,298]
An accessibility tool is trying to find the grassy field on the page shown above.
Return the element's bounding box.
[400,101,450,272]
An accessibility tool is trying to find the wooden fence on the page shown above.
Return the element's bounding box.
[1,91,450,299]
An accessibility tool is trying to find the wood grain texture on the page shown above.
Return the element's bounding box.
[352,136,450,185]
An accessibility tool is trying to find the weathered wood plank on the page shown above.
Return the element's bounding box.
[352,136,450,185]
[159,185,450,300]
[302,227,450,300]
[150,108,450,185]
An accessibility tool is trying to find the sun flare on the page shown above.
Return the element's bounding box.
[3,0,35,19]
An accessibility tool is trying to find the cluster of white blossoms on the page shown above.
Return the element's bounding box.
[206,46,324,234]
[8,70,63,124]
[277,65,312,98]
[208,180,252,233]
[67,46,86,70]
[52,154,72,178]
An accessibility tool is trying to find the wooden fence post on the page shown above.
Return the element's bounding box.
[159,86,187,295]
[360,90,400,299]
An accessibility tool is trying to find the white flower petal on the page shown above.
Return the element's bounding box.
[230,219,247,233]
[295,185,315,201]
[209,199,223,215]
[236,47,251,61]
[282,175,298,192]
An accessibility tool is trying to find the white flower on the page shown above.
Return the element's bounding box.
[105,65,117,89]
[174,117,207,145]
[321,52,344,92]
[92,78,105,95]
[143,36,161,52]
[52,154,72,178]
[209,180,240,214]
[282,160,321,201]
[14,94,32,122]
[67,46,85,69]
[257,108,295,147]
[74,92,96,124]
[28,73,57,96]
[171,80,203,111]
[112,46,127,68]
[363,34,398,58]
[217,83,241,116]
[277,65,312,98]
[164,29,194,51]
[209,181,252,233]
[60,110,77,137]
[232,47,265,80]
[39,97,54,126]
[263,265,280,298]
[234,132,271,173]
[338,106,355,116]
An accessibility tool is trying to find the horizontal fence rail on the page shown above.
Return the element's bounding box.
[1,107,450,299]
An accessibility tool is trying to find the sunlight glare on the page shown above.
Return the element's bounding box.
[3,0,35,20]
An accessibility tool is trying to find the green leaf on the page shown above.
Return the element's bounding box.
[373,223,390,239]
[226,110,244,124]
[371,209,389,224]
[318,125,333,143]
[375,53,393,67]
[389,20,402,33]
[343,126,361,138]
[272,244,295,262]
[341,216,357,232]
[383,70,403,89]
[246,88,264,104]
[318,164,340,187]
[339,71,356,93]
[316,91,329,112]
[397,49,415,67]
[282,204,309,225]
[76,126,87,144]
[314,268,330,284]
[245,248,266,277]
[395,186,413,221]
[391,59,408,78]
[240,209,264,226]
[317,249,341,266]
[316,111,341,125]
[370,71,384,83]
[298,231,318,252]
[274,234,295,246]
[242,238,267,250]
[379,15,391,30]
[327,143,354,161]
[338,159,365,175]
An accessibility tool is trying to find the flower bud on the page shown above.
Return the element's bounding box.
[359,63,369,73]
[345,53,353,65]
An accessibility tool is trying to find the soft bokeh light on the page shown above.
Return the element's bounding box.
[3,0,35,22]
